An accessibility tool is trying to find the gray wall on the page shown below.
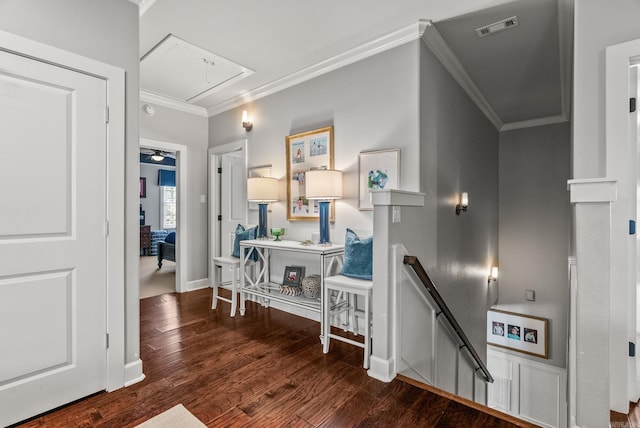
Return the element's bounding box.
[209,41,421,242]
[418,40,499,363]
[497,123,571,368]
[140,103,209,281]
[0,0,141,365]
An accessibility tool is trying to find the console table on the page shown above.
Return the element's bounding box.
[239,239,344,343]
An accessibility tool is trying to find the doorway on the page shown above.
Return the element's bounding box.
[140,138,188,294]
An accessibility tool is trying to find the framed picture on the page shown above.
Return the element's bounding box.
[285,126,334,221]
[357,149,400,210]
[282,266,305,287]
[139,177,147,198]
[248,165,273,211]
[487,309,548,359]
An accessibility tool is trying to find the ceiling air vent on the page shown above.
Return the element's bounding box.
[475,16,518,38]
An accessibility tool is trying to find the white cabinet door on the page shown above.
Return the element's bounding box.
[0,48,107,426]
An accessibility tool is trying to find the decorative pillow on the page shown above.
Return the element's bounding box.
[340,228,373,280]
[164,232,176,244]
[231,224,258,260]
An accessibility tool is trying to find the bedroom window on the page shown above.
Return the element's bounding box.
[161,186,176,229]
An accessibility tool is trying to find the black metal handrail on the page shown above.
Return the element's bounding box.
[403,255,494,383]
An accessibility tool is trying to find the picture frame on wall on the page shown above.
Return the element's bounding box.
[357,149,400,210]
[487,309,548,359]
[285,126,334,221]
[282,265,305,287]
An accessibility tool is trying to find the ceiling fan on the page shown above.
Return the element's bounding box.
[140,149,176,162]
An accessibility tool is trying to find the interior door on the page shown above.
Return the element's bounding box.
[220,151,246,282]
[0,48,107,425]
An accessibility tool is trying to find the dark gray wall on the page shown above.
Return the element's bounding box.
[418,39,499,366]
[497,122,571,368]
[140,103,209,281]
[0,0,140,365]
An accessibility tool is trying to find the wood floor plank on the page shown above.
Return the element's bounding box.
[15,289,534,427]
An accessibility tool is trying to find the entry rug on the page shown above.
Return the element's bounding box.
[135,404,206,428]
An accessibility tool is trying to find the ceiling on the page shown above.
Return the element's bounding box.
[137,0,571,131]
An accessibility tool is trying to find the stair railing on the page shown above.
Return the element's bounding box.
[403,255,494,383]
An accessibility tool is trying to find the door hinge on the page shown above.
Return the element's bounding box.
[105,106,110,123]
[631,97,636,113]
[630,220,636,235]
[217,215,222,221]
[106,333,110,349]
[105,221,110,237]
[218,167,222,174]
[630,341,636,357]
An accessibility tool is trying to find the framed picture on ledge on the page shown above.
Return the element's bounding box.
[357,149,400,210]
[487,309,548,359]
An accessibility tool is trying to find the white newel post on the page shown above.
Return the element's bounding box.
[567,178,617,427]
[368,189,425,382]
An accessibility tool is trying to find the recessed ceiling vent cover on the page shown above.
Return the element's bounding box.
[475,16,518,38]
[140,34,254,104]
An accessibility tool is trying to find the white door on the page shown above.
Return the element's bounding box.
[0,48,107,426]
[219,152,246,281]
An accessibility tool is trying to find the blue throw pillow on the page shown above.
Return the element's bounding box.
[231,224,258,261]
[340,228,373,280]
[165,231,176,244]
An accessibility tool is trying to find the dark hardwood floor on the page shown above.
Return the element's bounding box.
[17,289,537,427]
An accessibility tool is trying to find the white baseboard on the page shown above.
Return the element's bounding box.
[124,359,145,387]
[185,278,209,292]
[368,355,396,382]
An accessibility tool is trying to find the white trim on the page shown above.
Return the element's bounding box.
[371,189,425,207]
[368,355,396,382]
[123,359,145,387]
[206,20,428,117]
[208,140,248,292]
[140,90,208,117]
[557,0,574,125]
[186,278,210,292]
[567,178,618,203]
[0,29,127,393]
[421,21,503,130]
[500,114,568,131]
[605,37,640,413]
[140,138,188,293]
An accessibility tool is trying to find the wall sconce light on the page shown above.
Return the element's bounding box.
[488,266,499,283]
[242,110,253,132]
[455,192,469,215]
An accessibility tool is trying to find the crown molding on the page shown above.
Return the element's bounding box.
[206,20,429,117]
[421,20,503,130]
[126,0,142,5]
[500,114,568,131]
[140,90,208,117]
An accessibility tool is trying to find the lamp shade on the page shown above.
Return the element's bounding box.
[305,170,343,200]
[247,177,278,202]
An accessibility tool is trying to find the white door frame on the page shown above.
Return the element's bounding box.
[208,140,247,287]
[605,38,640,411]
[140,138,188,293]
[0,31,126,391]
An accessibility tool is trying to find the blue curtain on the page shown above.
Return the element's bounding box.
[158,169,176,187]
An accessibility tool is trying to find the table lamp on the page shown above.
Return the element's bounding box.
[247,177,279,239]
[305,170,342,244]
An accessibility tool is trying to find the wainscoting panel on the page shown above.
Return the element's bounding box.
[487,347,567,428]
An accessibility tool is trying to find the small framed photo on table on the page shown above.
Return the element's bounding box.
[487,309,548,359]
[282,266,305,287]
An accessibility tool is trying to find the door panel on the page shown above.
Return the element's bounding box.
[220,152,246,281]
[0,48,107,426]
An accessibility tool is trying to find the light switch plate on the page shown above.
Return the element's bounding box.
[392,206,401,223]
[200,194,206,203]
[525,289,535,301]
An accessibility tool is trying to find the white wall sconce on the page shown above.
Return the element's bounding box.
[455,192,469,215]
[242,110,253,132]
[488,266,499,283]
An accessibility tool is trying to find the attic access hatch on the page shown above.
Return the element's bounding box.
[140,34,254,104]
